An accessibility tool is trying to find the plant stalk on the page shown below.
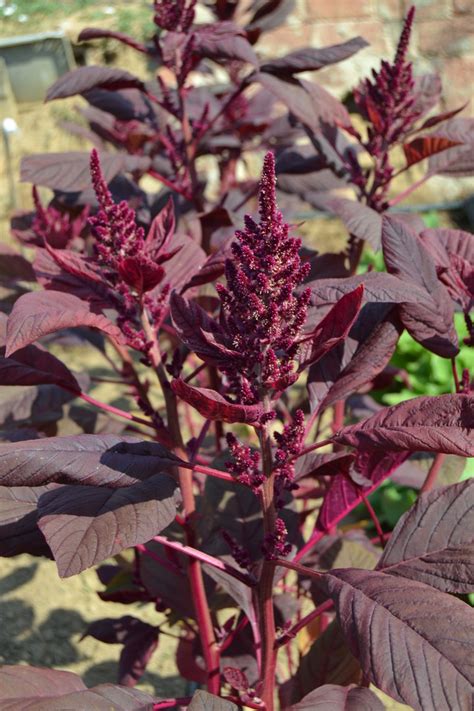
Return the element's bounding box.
[257,409,278,710]
[420,452,446,494]
[140,310,221,693]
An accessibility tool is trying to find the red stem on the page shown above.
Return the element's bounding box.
[276,599,333,647]
[290,438,332,461]
[140,310,221,694]
[332,399,345,434]
[152,534,256,587]
[361,493,386,548]
[191,463,234,483]
[452,358,461,392]
[388,174,430,207]
[148,168,192,200]
[153,699,192,710]
[420,452,446,494]
[73,390,156,430]
[135,543,182,576]
[271,558,324,581]
[257,405,278,710]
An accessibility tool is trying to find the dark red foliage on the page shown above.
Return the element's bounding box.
[0,3,473,709]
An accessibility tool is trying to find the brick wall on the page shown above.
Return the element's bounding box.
[258,0,474,117]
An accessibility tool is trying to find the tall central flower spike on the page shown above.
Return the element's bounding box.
[216,152,311,403]
[88,149,176,352]
[354,7,418,148]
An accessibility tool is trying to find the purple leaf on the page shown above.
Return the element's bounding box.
[279,167,347,196]
[202,560,258,634]
[307,195,382,251]
[0,666,86,698]
[0,313,80,391]
[382,215,458,357]
[0,383,80,429]
[170,292,240,367]
[378,479,474,593]
[307,271,418,308]
[145,197,175,255]
[412,73,442,116]
[295,451,355,483]
[171,379,264,424]
[420,227,474,268]
[0,485,53,557]
[139,540,194,618]
[201,474,264,565]
[333,393,474,457]
[403,136,462,168]
[189,690,239,710]
[183,237,234,290]
[321,569,474,710]
[6,290,124,356]
[298,285,364,368]
[34,248,113,308]
[83,86,155,123]
[306,125,359,181]
[247,0,296,33]
[417,104,467,132]
[419,227,474,311]
[150,234,206,297]
[276,146,327,174]
[0,434,183,488]
[83,615,159,687]
[118,624,158,688]
[307,303,402,413]
[37,474,181,576]
[46,66,146,102]
[255,73,351,134]
[194,22,258,66]
[427,117,474,177]
[290,684,384,710]
[0,243,36,283]
[260,37,368,76]
[78,27,148,54]
[0,666,155,709]
[281,619,362,704]
[21,152,150,192]
[316,450,408,532]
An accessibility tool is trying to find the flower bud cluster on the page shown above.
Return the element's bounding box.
[225,433,264,492]
[32,187,90,249]
[154,0,196,32]
[355,7,418,149]
[89,149,171,352]
[221,530,251,569]
[354,7,419,210]
[262,518,291,560]
[273,409,305,505]
[216,152,311,402]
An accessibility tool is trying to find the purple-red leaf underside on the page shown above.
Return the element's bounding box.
[322,568,474,710]
[172,379,264,424]
[332,393,474,457]
[377,479,474,592]
[6,290,124,357]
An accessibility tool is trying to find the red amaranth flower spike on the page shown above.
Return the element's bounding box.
[215,152,311,402]
[262,517,291,560]
[273,409,305,504]
[353,6,419,209]
[225,432,264,492]
[88,149,177,352]
[154,0,196,32]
